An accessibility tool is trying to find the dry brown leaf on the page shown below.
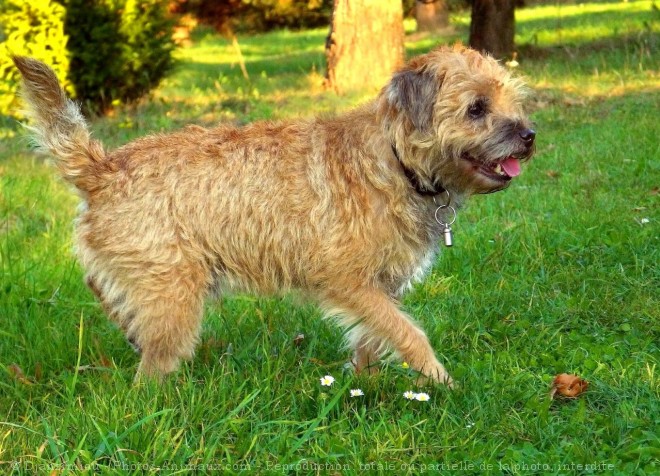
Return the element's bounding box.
[550,373,588,399]
[292,333,305,347]
[8,363,32,385]
[8,363,25,379]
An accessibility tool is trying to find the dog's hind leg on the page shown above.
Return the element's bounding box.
[85,259,208,381]
[324,287,453,387]
[86,273,142,352]
[130,267,207,381]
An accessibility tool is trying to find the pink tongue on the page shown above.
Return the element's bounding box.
[501,157,521,177]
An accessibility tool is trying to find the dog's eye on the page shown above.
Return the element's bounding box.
[468,100,487,119]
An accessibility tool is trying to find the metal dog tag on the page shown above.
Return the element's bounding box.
[443,225,453,247]
[434,191,457,248]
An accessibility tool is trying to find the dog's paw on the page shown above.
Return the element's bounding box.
[414,368,455,389]
[346,358,381,376]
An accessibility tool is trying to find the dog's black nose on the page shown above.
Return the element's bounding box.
[519,128,536,146]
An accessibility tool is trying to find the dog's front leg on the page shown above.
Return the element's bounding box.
[324,287,453,387]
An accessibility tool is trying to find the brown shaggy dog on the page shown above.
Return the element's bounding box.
[13,45,535,385]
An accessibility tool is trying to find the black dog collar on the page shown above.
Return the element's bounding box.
[391,144,445,197]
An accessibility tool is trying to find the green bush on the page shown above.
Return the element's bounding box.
[63,0,123,114]
[0,0,174,117]
[64,0,176,114]
[119,0,176,104]
[0,0,70,117]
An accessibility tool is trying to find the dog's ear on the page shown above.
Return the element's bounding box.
[386,67,442,133]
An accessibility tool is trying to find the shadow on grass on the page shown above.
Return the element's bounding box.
[518,30,657,66]
[191,25,329,57]
[174,49,325,90]
[517,7,656,41]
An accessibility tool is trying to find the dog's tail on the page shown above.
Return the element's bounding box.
[13,56,110,194]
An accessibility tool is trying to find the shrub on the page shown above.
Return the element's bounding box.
[119,0,176,103]
[64,0,176,114]
[0,0,175,117]
[0,0,70,117]
[63,0,123,114]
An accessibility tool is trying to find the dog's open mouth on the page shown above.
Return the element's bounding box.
[463,155,521,182]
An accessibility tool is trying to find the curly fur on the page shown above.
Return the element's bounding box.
[13,45,535,385]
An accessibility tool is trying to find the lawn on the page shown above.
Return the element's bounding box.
[1,1,658,474]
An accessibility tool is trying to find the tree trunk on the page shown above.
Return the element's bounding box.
[325,0,404,94]
[415,0,448,33]
[469,0,515,59]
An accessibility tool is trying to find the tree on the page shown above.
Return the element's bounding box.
[415,0,448,33]
[325,0,404,93]
[469,0,515,59]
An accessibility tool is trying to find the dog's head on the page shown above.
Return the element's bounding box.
[380,45,535,195]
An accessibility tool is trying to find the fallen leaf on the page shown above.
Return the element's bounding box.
[8,363,32,385]
[550,373,588,398]
[8,363,25,379]
[292,333,305,347]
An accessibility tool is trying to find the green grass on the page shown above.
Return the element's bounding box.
[1,1,659,474]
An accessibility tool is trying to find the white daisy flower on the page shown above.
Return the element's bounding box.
[320,375,335,387]
[414,392,430,402]
[403,390,416,400]
[350,389,364,397]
